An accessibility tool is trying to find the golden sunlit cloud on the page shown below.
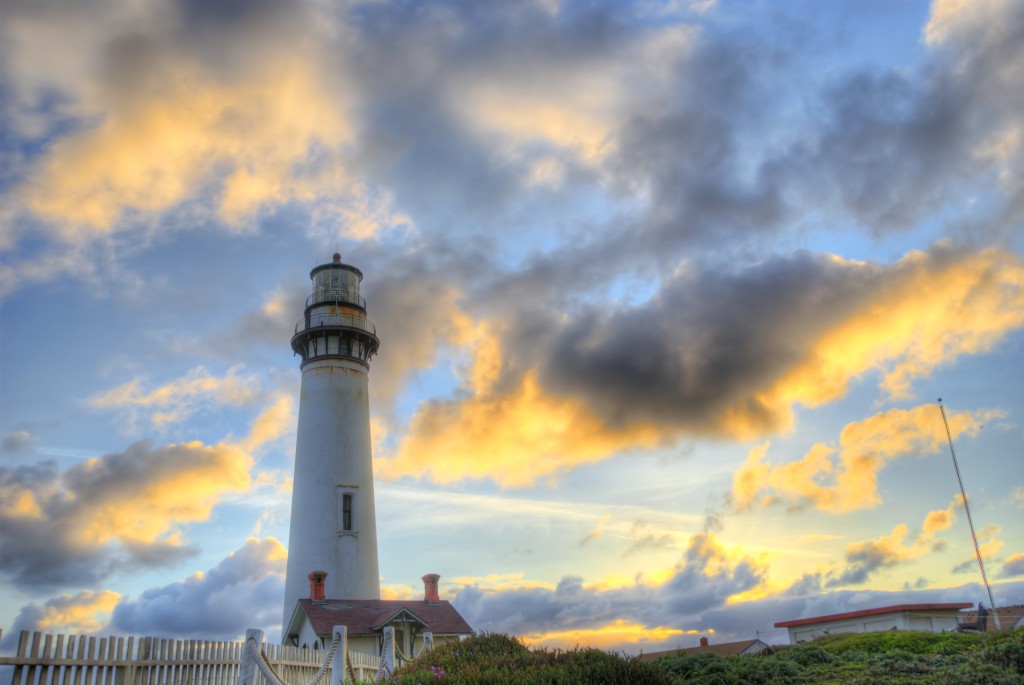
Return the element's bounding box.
[0,438,255,589]
[378,369,663,487]
[733,405,997,513]
[23,54,357,234]
[768,248,1024,406]
[521,620,697,651]
[89,365,261,429]
[923,496,961,535]
[380,584,419,601]
[381,248,1024,488]
[237,395,295,453]
[450,573,556,593]
[73,441,253,547]
[30,590,122,634]
[819,505,969,589]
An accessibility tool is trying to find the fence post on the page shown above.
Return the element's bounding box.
[331,627,346,685]
[382,627,394,679]
[238,629,263,685]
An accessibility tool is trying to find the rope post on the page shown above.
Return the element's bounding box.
[331,626,347,685]
[377,626,394,681]
[239,629,264,685]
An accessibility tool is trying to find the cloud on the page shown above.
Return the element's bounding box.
[952,532,1004,574]
[379,245,1024,487]
[360,251,483,410]
[89,365,262,429]
[110,537,286,639]
[733,405,993,513]
[1002,553,1024,578]
[2,590,122,649]
[580,515,611,547]
[0,0,415,299]
[453,532,765,639]
[0,440,252,589]
[826,524,921,587]
[1,0,370,238]
[1,431,36,453]
[235,394,295,454]
[824,504,964,589]
[623,521,676,558]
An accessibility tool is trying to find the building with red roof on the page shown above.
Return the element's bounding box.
[283,571,473,666]
[774,603,972,644]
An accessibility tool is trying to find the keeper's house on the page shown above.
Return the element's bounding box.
[775,602,972,644]
[283,572,473,665]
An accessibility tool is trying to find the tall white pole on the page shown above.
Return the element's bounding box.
[937,399,1001,630]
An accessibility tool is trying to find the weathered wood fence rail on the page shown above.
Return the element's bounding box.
[0,631,375,685]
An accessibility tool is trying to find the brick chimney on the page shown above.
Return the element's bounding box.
[422,573,441,603]
[308,570,327,601]
[700,636,709,647]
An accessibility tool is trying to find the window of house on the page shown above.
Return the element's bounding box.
[342,493,352,531]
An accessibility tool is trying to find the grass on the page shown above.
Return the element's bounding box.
[388,629,1024,684]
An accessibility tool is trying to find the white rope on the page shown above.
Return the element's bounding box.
[304,633,342,685]
[246,639,288,685]
[245,633,341,685]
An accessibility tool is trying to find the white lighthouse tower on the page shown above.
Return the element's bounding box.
[282,253,382,629]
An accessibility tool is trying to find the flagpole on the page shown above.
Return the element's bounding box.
[938,399,1001,630]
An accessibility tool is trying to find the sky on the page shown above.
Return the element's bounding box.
[1,0,1023,655]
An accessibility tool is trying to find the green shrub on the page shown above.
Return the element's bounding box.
[389,633,669,685]
[389,629,1024,684]
[977,628,1024,674]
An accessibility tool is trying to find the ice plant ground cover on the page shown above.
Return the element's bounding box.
[390,629,1024,684]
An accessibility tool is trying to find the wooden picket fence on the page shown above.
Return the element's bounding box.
[0,630,377,685]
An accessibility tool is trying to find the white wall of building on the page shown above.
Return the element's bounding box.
[788,610,962,644]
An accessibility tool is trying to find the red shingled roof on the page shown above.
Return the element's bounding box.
[298,598,473,636]
[774,603,972,628]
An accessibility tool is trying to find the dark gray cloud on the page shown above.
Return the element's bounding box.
[111,538,285,639]
[454,532,764,637]
[1,430,36,453]
[453,564,1024,651]
[357,242,489,409]
[1002,555,1024,579]
[825,539,904,588]
[0,590,120,651]
[622,520,675,558]
[0,538,285,650]
[952,558,979,575]
[0,440,251,590]
[501,245,949,436]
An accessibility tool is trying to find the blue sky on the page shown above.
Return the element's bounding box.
[1,0,1023,653]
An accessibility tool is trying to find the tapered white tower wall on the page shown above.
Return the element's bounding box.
[282,254,381,630]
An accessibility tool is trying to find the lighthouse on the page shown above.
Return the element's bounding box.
[282,253,382,630]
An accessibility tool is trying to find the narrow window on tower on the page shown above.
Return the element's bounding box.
[337,485,358,535]
[342,494,353,531]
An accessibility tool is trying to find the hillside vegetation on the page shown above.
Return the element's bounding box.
[390,629,1024,684]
